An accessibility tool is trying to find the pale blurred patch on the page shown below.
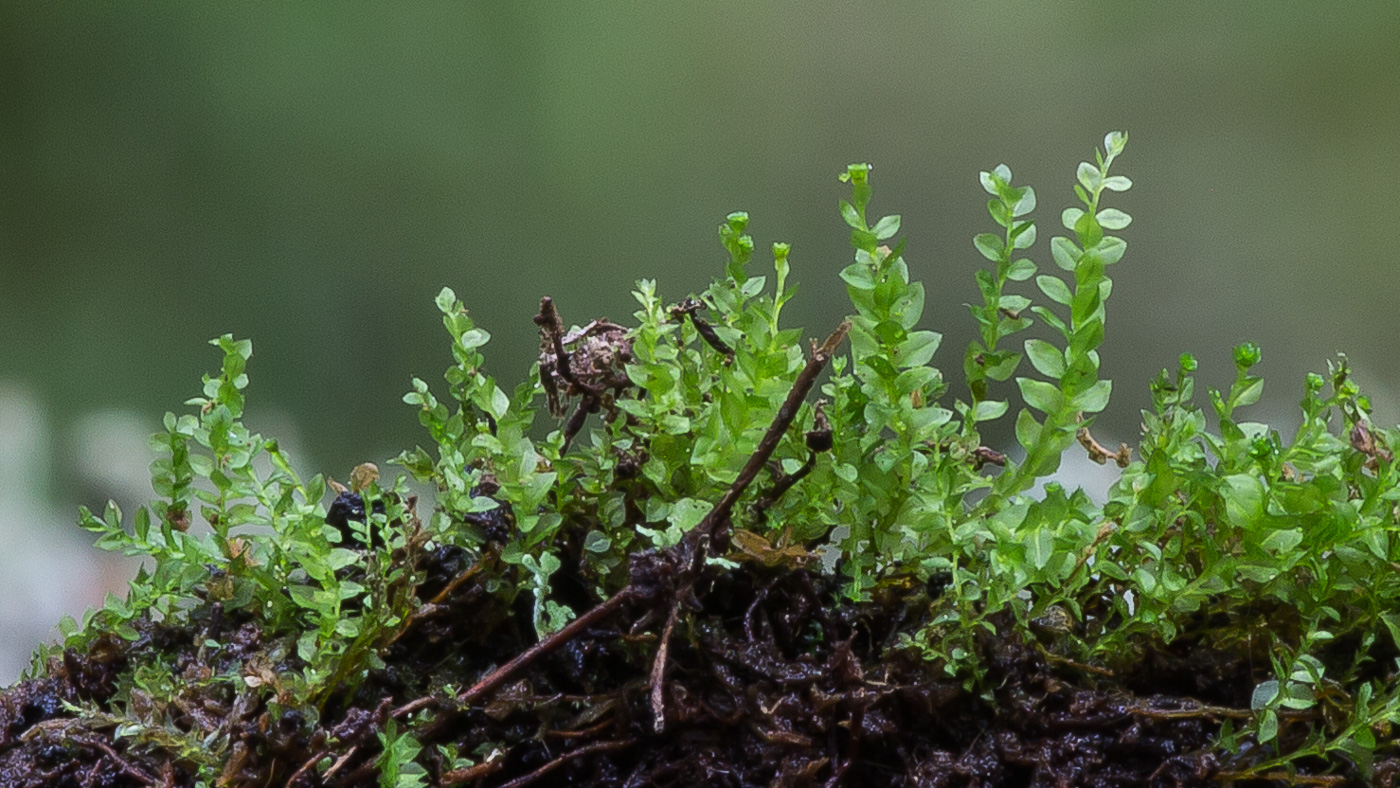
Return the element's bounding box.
[0,383,128,685]
[68,410,156,507]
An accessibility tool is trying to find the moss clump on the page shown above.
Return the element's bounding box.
[3,134,1399,786]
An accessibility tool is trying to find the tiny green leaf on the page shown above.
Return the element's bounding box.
[1075,379,1112,413]
[973,233,1005,262]
[1006,259,1037,281]
[1024,339,1066,379]
[1096,208,1132,230]
[1036,275,1073,306]
[972,400,1008,422]
[872,214,901,240]
[1050,237,1081,272]
[1017,378,1065,415]
[1221,474,1266,528]
[1251,680,1280,711]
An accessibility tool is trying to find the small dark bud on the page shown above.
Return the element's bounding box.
[805,400,833,453]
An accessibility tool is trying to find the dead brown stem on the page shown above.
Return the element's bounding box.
[649,600,682,731]
[1044,654,1116,677]
[389,694,438,721]
[74,736,156,786]
[536,296,604,396]
[561,394,597,452]
[384,559,485,650]
[1076,419,1132,467]
[670,297,735,358]
[751,451,817,522]
[321,744,359,783]
[494,739,635,788]
[287,749,329,786]
[1128,702,1317,722]
[441,755,506,784]
[455,586,640,707]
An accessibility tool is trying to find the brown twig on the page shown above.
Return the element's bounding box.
[441,755,506,785]
[1044,653,1116,677]
[390,693,439,721]
[74,736,156,786]
[494,739,634,788]
[561,394,597,452]
[1076,419,1132,467]
[1129,704,1254,720]
[752,399,832,521]
[536,297,587,392]
[455,586,640,707]
[384,559,486,650]
[425,561,484,608]
[401,567,640,741]
[535,297,607,396]
[545,717,615,739]
[751,451,817,522]
[670,297,735,358]
[321,743,360,783]
[1128,702,1317,722]
[287,749,329,786]
[649,600,682,730]
[290,700,394,784]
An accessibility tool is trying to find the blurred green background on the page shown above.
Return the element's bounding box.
[2,3,1399,678]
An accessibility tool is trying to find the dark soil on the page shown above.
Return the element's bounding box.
[2,538,1390,787]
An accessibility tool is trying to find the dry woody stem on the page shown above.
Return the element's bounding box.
[1076,417,1132,467]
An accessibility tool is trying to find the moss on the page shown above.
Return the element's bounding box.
[3,135,1398,785]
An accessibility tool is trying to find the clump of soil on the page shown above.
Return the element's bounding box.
[2,540,1388,787]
